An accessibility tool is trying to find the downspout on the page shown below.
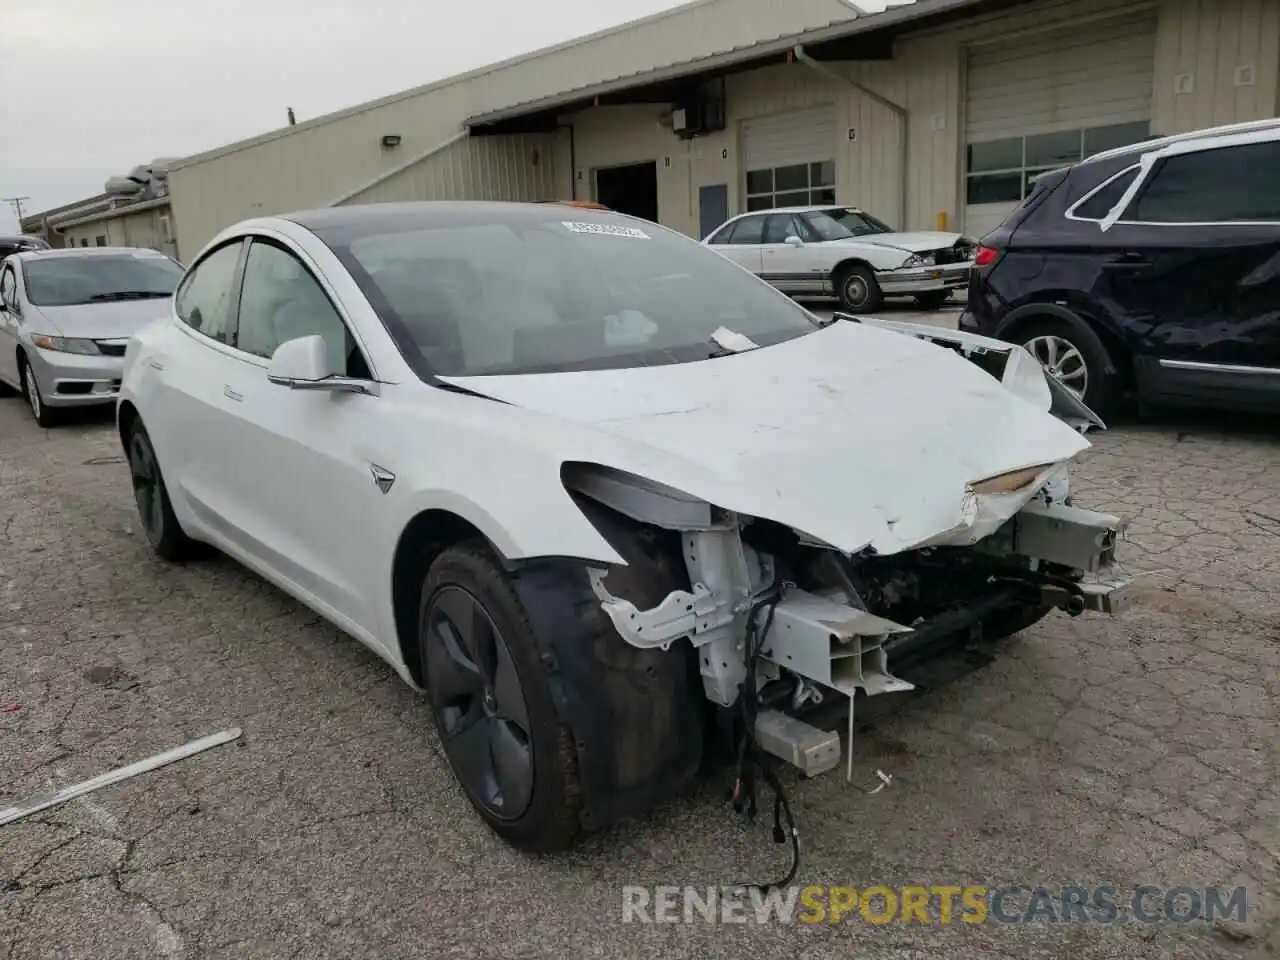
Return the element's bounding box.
[327,129,471,206]
[793,44,909,230]
[557,122,577,200]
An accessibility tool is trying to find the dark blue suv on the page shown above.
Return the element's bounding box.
[961,119,1280,416]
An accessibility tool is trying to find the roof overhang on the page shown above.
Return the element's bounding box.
[54,196,171,231]
[467,0,1022,135]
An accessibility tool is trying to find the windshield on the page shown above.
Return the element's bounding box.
[23,253,183,307]
[328,210,821,378]
[808,209,895,240]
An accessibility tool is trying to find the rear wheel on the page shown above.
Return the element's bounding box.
[419,543,582,851]
[127,421,206,561]
[835,264,883,313]
[1014,314,1122,415]
[914,291,950,310]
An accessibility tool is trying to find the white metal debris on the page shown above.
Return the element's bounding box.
[0,728,242,828]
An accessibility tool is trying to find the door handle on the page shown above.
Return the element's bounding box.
[223,385,243,402]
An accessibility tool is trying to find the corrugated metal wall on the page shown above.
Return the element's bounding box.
[339,133,564,205]
[166,0,1280,258]
[62,207,177,256]
[467,0,857,117]
[1153,0,1280,132]
[166,0,857,260]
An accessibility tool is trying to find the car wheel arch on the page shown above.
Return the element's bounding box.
[117,399,140,451]
[995,302,1129,379]
[391,509,496,687]
[831,257,875,280]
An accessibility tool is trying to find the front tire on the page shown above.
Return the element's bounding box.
[419,543,583,852]
[1015,314,1122,415]
[835,264,883,313]
[18,353,61,428]
[127,421,205,562]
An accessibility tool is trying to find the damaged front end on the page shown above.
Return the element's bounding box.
[567,448,1131,782]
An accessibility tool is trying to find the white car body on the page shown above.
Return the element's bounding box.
[703,205,975,309]
[116,202,1129,849]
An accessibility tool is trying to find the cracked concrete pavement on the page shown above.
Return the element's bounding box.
[2,306,1278,959]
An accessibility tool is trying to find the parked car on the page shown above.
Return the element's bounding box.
[118,201,1130,852]
[703,205,975,311]
[961,117,1280,415]
[0,246,184,425]
[0,234,50,259]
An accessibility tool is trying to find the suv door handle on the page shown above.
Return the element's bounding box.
[223,385,243,402]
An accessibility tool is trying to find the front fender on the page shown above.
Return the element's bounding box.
[389,476,625,567]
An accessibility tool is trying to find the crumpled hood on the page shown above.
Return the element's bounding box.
[860,231,966,254]
[32,299,172,339]
[441,322,1091,555]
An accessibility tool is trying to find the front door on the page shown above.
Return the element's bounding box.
[215,236,385,638]
[1103,137,1280,380]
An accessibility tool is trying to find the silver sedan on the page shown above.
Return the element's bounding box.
[0,247,183,426]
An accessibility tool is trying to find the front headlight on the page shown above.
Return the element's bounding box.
[901,253,935,268]
[30,334,99,355]
[970,463,1057,495]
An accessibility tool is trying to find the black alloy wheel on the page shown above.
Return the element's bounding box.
[423,584,536,821]
[129,429,166,547]
[126,423,205,561]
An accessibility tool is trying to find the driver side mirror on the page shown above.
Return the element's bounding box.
[266,335,374,396]
[784,234,805,248]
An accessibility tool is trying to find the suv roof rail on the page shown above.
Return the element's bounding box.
[1084,117,1280,166]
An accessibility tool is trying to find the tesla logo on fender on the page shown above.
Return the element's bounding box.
[370,465,395,495]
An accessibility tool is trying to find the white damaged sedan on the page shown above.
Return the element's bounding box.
[118,201,1131,853]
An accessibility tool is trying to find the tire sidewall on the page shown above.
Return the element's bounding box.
[836,265,880,312]
[130,426,170,550]
[418,546,578,848]
[20,355,50,426]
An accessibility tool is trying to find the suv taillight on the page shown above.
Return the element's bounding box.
[973,245,1001,267]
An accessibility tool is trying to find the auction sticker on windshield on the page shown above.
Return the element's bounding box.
[561,221,650,239]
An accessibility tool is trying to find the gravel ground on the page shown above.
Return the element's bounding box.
[1,310,1277,959]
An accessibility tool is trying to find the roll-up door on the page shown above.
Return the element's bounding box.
[963,13,1157,238]
[741,105,838,211]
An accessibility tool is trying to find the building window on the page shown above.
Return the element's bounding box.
[745,160,835,211]
[95,235,107,247]
[80,239,89,247]
[966,122,1151,205]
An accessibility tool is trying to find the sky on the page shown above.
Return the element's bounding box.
[0,0,892,233]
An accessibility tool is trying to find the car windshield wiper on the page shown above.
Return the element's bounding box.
[88,291,170,301]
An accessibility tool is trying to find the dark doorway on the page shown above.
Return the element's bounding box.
[595,162,658,221]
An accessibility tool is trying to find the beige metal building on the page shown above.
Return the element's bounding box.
[163,0,1280,260]
[22,159,180,260]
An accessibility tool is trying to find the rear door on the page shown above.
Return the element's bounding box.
[708,214,766,274]
[1101,133,1280,380]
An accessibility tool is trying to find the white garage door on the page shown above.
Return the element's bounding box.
[963,13,1157,239]
[741,105,838,211]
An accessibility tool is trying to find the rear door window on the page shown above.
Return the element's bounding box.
[1071,166,1141,221]
[727,215,766,245]
[1127,140,1280,223]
